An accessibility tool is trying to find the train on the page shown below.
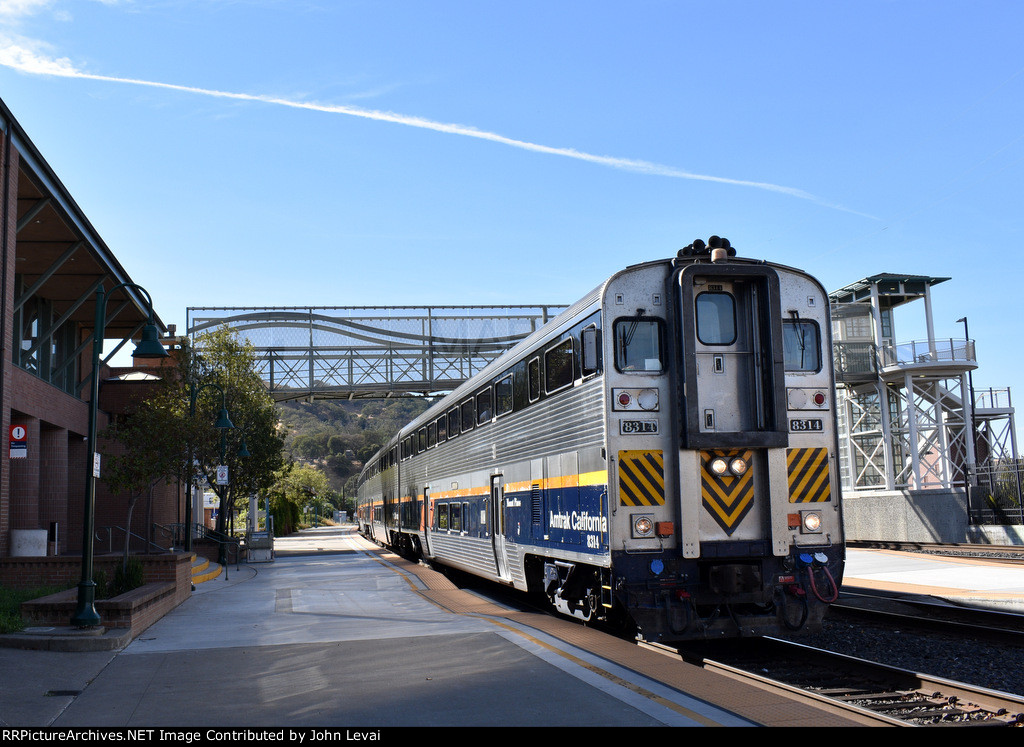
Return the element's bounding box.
[357,237,844,641]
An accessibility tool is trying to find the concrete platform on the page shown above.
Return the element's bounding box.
[843,547,1024,612]
[7,528,1023,727]
[1,526,874,728]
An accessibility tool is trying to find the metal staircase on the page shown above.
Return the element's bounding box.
[829,274,1018,502]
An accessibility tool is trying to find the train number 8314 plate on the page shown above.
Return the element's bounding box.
[789,418,824,432]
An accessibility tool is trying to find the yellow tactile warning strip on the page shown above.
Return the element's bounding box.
[787,447,832,503]
[618,450,665,506]
[700,450,755,534]
[354,539,878,727]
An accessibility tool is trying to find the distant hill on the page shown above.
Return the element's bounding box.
[275,397,431,494]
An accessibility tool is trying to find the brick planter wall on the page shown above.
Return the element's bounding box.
[1,552,192,636]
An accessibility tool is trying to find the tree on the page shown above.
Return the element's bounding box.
[266,462,333,535]
[101,382,189,570]
[186,327,286,549]
[102,326,286,564]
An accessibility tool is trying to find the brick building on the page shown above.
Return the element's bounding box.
[1,97,180,560]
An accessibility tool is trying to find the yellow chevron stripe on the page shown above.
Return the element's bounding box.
[787,448,831,503]
[700,450,755,534]
[618,450,665,506]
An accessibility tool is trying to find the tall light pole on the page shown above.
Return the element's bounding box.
[957,317,979,474]
[71,283,167,628]
[184,381,234,553]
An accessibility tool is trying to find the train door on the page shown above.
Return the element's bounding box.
[678,263,787,449]
[677,264,788,543]
[421,487,431,557]
[490,475,510,581]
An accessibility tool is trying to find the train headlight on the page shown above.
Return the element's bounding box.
[801,511,823,534]
[710,457,729,476]
[729,457,748,476]
[632,514,655,538]
[637,389,659,410]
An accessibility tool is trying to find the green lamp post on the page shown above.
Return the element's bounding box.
[71,283,167,628]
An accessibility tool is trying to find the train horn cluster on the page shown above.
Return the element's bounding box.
[678,235,737,259]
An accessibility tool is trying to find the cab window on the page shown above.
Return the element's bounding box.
[783,319,822,372]
[614,318,664,372]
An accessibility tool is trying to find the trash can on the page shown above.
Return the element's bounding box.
[246,530,274,562]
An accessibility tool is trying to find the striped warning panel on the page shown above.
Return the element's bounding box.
[700,450,755,535]
[618,450,665,506]
[787,447,832,503]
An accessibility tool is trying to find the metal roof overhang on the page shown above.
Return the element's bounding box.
[829,273,950,310]
[1,97,166,348]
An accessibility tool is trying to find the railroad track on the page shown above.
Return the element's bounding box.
[849,540,1024,564]
[664,637,1024,727]
[835,589,1024,642]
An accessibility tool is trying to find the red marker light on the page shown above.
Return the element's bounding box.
[618,392,632,406]
[813,392,826,406]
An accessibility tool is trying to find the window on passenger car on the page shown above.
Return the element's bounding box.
[417,428,426,452]
[528,357,541,402]
[448,408,460,438]
[695,292,736,345]
[783,319,822,372]
[451,502,462,532]
[461,399,475,432]
[427,422,436,448]
[581,325,600,376]
[545,339,575,393]
[477,387,493,424]
[436,504,449,530]
[495,374,513,416]
[512,360,529,410]
[436,416,447,442]
[614,318,664,372]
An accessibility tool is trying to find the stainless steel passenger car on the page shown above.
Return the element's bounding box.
[358,238,844,640]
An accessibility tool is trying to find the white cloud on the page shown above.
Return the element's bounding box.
[0,43,863,210]
[0,41,77,75]
[0,0,54,18]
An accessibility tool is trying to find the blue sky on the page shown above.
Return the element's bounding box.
[1,1,1023,436]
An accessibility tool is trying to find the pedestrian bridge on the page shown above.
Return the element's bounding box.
[187,305,566,401]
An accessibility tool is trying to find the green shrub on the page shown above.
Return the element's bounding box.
[0,585,66,633]
[112,558,145,596]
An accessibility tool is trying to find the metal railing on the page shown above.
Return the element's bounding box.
[967,460,1024,525]
[832,341,877,381]
[162,522,242,576]
[95,525,171,555]
[879,338,975,369]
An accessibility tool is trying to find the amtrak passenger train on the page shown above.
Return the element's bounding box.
[357,238,843,641]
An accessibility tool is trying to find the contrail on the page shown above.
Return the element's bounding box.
[0,44,846,206]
